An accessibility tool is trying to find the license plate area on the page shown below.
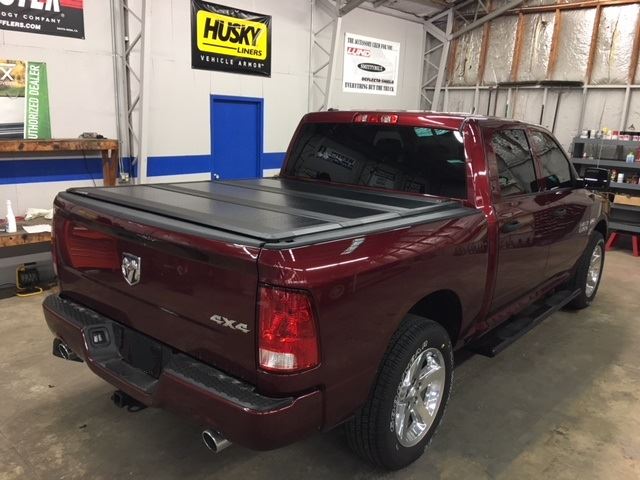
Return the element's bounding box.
[112,324,171,379]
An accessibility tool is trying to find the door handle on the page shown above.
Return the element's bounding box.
[553,208,568,218]
[501,220,522,233]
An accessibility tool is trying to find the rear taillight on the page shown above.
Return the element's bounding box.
[63,221,119,270]
[51,210,58,277]
[258,286,319,373]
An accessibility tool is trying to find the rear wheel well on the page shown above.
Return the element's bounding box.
[594,219,607,240]
[408,290,462,345]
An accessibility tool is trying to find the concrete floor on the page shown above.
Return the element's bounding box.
[1,250,639,480]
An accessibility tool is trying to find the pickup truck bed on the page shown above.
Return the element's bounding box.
[67,178,475,244]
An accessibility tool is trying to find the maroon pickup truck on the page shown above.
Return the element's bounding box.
[43,111,610,469]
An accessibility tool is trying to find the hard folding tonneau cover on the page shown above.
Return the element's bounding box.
[66,178,476,245]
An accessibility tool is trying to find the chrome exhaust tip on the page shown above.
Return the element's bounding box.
[202,429,231,453]
[53,338,82,362]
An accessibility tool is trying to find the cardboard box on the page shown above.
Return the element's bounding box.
[614,194,640,207]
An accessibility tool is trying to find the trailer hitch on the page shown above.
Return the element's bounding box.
[111,390,147,412]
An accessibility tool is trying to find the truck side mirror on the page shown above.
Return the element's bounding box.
[582,167,610,191]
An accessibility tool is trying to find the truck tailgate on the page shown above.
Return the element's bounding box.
[53,193,261,383]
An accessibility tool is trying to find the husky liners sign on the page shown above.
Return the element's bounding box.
[343,33,400,96]
[0,0,85,39]
[191,0,271,77]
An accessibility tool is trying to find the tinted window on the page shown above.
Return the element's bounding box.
[491,129,538,197]
[285,123,467,199]
[529,131,573,189]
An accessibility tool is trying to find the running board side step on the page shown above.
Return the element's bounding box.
[466,289,581,357]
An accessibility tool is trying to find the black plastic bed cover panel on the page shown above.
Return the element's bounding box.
[66,178,477,243]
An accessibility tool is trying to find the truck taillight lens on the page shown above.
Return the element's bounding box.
[258,286,319,373]
[51,210,58,276]
[63,221,119,270]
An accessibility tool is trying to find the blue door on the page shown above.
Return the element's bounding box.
[210,95,263,180]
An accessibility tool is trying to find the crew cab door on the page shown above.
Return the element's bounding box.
[486,128,549,312]
[527,129,592,278]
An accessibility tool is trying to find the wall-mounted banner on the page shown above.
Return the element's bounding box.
[343,33,400,96]
[0,0,85,39]
[0,59,50,139]
[24,61,51,139]
[191,0,271,77]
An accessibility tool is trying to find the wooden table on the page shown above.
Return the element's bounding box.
[1,217,51,247]
[0,138,120,186]
[0,228,51,249]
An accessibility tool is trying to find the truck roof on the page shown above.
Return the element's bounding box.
[303,110,531,129]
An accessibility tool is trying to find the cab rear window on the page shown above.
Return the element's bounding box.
[284,123,467,199]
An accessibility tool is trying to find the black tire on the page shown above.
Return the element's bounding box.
[566,231,605,310]
[345,314,453,470]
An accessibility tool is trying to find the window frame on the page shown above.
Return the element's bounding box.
[527,128,578,192]
[490,127,541,201]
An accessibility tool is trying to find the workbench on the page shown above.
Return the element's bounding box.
[0,219,52,258]
[0,226,50,249]
[0,138,120,186]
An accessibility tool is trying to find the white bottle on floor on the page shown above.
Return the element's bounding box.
[6,200,16,233]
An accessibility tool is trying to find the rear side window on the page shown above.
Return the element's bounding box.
[529,131,573,189]
[491,129,539,197]
[284,123,467,199]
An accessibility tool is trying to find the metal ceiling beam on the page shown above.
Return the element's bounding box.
[340,0,368,16]
[309,0,341,111]
[317,0,337,16]
[357,3,426,23]
[449,0,525,40]
[431,8,452,110]
[425,20,447,42]
[428,0,475,23]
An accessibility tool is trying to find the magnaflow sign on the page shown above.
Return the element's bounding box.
[0,0,85,39]
[343,33,400,96]
[191,0,271,77]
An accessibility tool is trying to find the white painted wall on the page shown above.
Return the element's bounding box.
[0,1,117,139]
[145,0,313,159]
[144,1,423,161]
[0,0,427,213]
[330,9,424,111]
[0,0,115,214]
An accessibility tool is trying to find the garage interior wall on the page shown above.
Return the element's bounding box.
[438,0,640,151]
[0,1,117,215]
[0,0,425,213]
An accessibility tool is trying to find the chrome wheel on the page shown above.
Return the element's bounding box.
[585,243,603,298]
[394,348,446,447]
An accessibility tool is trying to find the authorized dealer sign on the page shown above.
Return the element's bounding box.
[191,0,271,77]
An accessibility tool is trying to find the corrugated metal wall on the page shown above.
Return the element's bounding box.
[442,0,640,150]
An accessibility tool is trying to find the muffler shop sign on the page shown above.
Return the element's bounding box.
[191,0,271,77]
[0,0,85,39]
